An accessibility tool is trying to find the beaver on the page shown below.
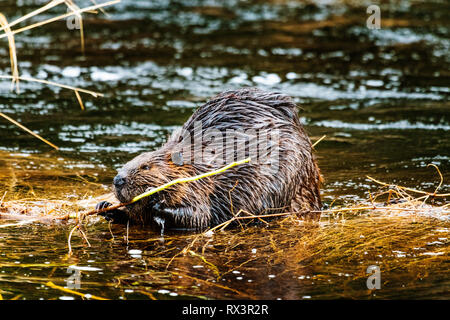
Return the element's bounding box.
[96,88,322,231]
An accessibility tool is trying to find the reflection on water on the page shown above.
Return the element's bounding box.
[1,213,448,300]
[0,0,449,299]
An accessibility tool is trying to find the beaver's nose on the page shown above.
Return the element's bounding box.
[113,174,126,188]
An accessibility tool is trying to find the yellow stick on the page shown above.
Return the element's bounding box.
[46,281,108,300]
[77,157,252,220]
[132,157,251,202]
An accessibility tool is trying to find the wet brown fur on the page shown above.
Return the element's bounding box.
[112,88,322,230]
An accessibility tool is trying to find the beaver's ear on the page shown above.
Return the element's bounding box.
[171,151,184,166]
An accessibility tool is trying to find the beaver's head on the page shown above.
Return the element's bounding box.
[112,146,190,216]
[113,150,174,207]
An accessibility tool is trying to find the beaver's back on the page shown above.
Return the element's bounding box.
[165,88,322,228]
[182,88,300,133]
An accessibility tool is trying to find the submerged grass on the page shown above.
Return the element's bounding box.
[0,160,448,287]
[0,187,448,299]
[99,209,447,299]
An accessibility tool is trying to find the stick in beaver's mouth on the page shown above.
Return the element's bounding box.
[78,157,252,220]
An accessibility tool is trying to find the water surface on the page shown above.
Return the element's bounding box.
[0,0,449,300]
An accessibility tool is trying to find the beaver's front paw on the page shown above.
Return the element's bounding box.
[95,201,114,221]
[95,201,129,224]
[96,201,113,211]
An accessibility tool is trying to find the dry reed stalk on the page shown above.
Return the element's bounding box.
[0,0,65,32]
[366,176,450,197]
[74,90,85,110]
[64,0,85,53]
[0,0,119,147]
[46,281,108,300]
[0,0,109,53]
[89,0,111,17]
[170,271,253,298]
[67,224,78,255]
[0,0,121,40]
[0,75,103,97]
[0,112,59,150]
[312,134,326,148]
[0,13,19,93]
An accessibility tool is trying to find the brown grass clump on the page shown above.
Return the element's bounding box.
[163,170,449,267]
[0,165,448,224]
[0,161,448,263]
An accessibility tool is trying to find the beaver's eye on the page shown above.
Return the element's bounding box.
[141,165,151,171]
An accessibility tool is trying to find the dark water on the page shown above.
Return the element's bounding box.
[0,0,449,300]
